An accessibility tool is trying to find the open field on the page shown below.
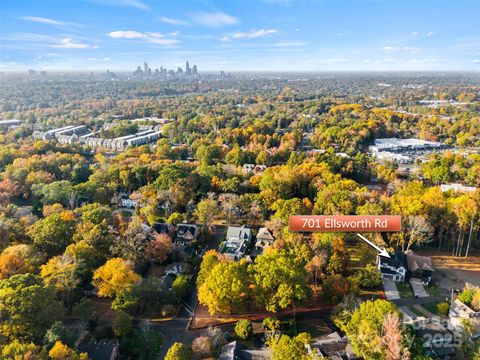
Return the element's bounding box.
[417,250,480,289]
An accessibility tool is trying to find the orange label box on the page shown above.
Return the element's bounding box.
[289,215,402,232]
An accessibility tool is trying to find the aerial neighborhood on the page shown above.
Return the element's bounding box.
[1,2,480,357]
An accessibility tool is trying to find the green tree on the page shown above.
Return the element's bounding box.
[196,250,221,287]
[345,299,399,359]
[165,342,191,360]
[0,274,64,342]
[251,250,309,312]
[43,321,75,350]
[198,260,250,315]
[172,274,190,300]
[113,310,133,338]
[263,317,281,332]
[1,339,47,360]
[235,319,253,340]
[40,255,81,303]
[27,211,75,255]
[354,264,382,289]
[268,333,313,360]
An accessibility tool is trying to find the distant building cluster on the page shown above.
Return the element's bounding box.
[33,117,173,152]
[0,119,22,129]
[33,125,90,141]
[370,138,446,164]
[28,69,47,76]
[133,60,198,78]
[440,183,477,193]
[369,138,444,153]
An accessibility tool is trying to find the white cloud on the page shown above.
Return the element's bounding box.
[411,31,419,36]
[191,11,239,27]
[19,16,64,25]
[383,46,421,54]
[221,29,277,41]
[427,31,434,37]
[107,30,179,45]
[108,30,145,39]
[159,16,190,26]
[89,0,149,10]
[53,38,92,49]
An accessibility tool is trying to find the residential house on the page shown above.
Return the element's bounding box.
[378,250,434,285]
[161,273,175,290]
[119,193,137,208]
[152,222,176,238]
[219,341,271,360]
[308,332,357,359]
[174,223,199,246]
[413,319,456,359]
[242,164,267,175]
[223,225,252,260]
[377,250,407,282]
[254,227,275,255]
[449,298,480,339]
[77,340,119,360]
[405,251,434,285]
[164,262,187,277]
[242,164,256,174]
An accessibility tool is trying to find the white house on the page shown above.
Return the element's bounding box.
[120,195,137,208]
[255,227,275,255]
[449,298,480,339]
[223,225,252,260]
[377,250,407,282]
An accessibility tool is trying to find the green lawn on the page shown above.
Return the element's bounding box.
[422,302,443,316]
[425,285,441,297]
[397,283,414,298]
[296,318,332,337]
[407,306,425,317]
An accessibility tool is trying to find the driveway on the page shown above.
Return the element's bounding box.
[409,279,429,298]
[399,306,421,323]
[382,278,400,300]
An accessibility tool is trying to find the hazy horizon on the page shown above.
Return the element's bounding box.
[1,0,479,72]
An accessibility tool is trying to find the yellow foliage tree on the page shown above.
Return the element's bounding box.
[49,341,88,360]
[92,258,141,298]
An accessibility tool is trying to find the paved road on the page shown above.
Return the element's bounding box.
[154,225,226,359]
[382,278,400,300]
[390,295,446,307]
[152,283,199,359]
[398,306,420,323]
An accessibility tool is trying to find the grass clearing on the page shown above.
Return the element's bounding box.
[397,283,414,298]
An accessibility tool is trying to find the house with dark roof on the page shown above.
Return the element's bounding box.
[413,319,456,359]
[152,222,175,238]
[405,250,434,285]
[77,339,119,360]
[377,250,407,282]
[378,250,434,284]
[174,223,199,246]
[308,332,358,359]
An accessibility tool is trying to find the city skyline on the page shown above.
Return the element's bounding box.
[1,0,479,72]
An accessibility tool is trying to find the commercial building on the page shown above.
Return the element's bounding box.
[369,138,444,153]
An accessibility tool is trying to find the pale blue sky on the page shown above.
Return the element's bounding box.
[1,0,479,71]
